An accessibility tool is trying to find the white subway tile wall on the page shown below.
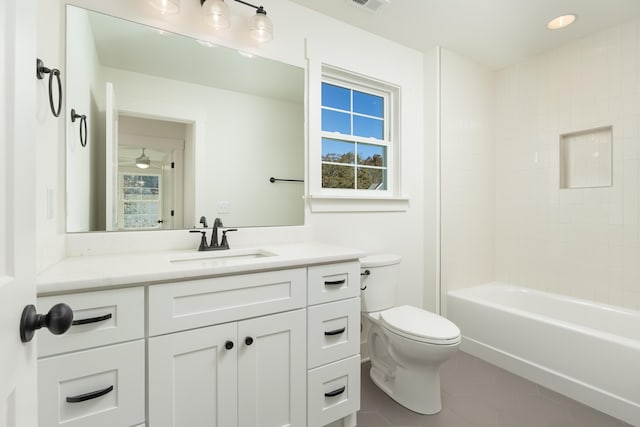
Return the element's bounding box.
[495,18,640,310]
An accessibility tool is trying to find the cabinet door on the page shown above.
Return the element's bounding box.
[238,309,306,427]
[148,322,238,427]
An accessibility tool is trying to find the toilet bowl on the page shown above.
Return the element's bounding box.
[361,254,460,415]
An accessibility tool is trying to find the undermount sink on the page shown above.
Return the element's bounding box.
[169,248,277,265]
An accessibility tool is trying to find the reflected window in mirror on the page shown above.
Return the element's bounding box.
[120,173,162,229]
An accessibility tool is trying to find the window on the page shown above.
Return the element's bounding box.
[120,173,162,229]
[321,79,390,191]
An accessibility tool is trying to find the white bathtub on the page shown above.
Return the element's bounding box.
[447,283,640,426]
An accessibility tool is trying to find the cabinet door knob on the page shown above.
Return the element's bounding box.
[245,336,254,346]
[20,303,74,343]
[225,340,234,350]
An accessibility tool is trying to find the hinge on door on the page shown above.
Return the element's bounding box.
[171,162,175,168]
[171,210,175,216]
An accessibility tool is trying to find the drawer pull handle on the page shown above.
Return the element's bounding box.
[245,336,254,346]
[71,313,112,326]
[324,327,346,336]
[225,340,234,350]
[66,385,114,403]
[324,279,346,286]
[325,386,346,397]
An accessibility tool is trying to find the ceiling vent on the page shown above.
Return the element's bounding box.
[348,0,390,12]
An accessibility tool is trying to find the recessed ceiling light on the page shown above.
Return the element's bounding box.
[547,14,576,30]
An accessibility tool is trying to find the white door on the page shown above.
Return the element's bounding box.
[161,151,175,229]
[0,0,39,426]
[238,309,307,427]
[105,82,119,231]
[148,322,238,427]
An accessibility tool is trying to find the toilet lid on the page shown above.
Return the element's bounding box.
[379,305,461,345]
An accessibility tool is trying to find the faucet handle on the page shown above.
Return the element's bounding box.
[199,216,208,228]
[189,230,208,251]
[220,229,238,249]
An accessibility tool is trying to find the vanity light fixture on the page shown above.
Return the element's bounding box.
[200,0,273,42]
[547,14,576,30]
[136,148,151,169]
[149,0,180,15]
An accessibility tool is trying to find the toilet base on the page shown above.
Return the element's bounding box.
[369,363,443,415]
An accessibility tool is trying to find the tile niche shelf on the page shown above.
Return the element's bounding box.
[559,126,613,189]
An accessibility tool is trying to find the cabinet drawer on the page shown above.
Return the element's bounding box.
[308,262,360,306]
[38,340,145,427]
[37,287,144,357]
[307,355,360,427]
[148,268,306,335]
[308,298,360,369]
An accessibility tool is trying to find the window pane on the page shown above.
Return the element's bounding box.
[123,188,141,200]
[357,143,386,166]
[322,109,351,134]
[353,91,383,118]
[357,167,386,190]
[353,116,383,139]
[322,164,355,189]
[322,83,351,111]
[322,139,355,164]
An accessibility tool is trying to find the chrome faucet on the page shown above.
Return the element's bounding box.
[189,217,237,251]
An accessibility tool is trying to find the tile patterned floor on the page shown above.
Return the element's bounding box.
[357,351,632,427]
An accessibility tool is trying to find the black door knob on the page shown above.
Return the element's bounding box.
[245,336,254,346]
[20,303,74,343]
[225,340,234,350]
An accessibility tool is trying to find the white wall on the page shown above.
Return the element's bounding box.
[36,0,66,270]
[495,18,640,310]
[440,49,495,314]
[35,0,427,308]
[423,47,440,312]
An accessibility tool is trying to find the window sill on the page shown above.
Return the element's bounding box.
[308,194,410,212]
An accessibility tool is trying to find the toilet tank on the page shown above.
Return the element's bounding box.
[360,254,402,313]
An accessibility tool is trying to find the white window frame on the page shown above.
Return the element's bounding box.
[321,76,392,193]
[309,65,408,212]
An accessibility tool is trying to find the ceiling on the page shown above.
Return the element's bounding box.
[288,0,640,70]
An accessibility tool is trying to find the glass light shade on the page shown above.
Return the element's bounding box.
[149,0,180,15]
[547,14,576,30]
[202,0,231,30]
[136,149,151,169]
[249,10,273,43]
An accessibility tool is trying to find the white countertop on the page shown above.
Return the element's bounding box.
[37,242,365,295]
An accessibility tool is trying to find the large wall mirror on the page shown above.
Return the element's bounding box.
[66,5,305,233]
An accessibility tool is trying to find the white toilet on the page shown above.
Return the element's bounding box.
[360,254,461,415]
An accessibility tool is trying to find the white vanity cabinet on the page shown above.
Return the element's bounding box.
[306,262,361,427]
[148,309,306,427]
[147,268,308,427]
[36,253,362,427]
[36,287,146,427]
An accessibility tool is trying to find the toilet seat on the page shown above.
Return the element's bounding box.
[379,305,461,345]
